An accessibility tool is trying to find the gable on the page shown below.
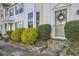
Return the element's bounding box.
[54,3,71,9]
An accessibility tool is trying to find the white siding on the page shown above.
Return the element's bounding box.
[71,4,79,21]
[42,3,57,38]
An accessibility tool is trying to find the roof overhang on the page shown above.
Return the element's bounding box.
[2,20,14,23]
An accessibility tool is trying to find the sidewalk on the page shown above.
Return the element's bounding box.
[0,40,59,56]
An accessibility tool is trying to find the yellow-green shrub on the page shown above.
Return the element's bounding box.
[21,28,38,45]
[11,28,25,42]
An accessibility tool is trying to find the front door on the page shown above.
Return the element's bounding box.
[55,9,67,37]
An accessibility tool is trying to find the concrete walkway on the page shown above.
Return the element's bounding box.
[0,40,59,56]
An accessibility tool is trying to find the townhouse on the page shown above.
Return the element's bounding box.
[0,3,79,39]
[0,3,43,36]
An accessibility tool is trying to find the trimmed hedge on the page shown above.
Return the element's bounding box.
[6,30,13,39]
[0,33,2,37]
[21,28,38,45]
[38,24,51,40]
[11,28,25,42]
[64,20,79,41]
[66,48,78,56]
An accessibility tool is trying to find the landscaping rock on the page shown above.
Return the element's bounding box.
[47,39,67,56]
[0,39,67,56]
[25,44,48,53]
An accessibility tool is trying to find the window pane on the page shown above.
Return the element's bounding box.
[9,8,14,16]
[28,12,33,20]
[36,12,40,27]
[19,3,23,8]
[15,3,24,14]
[28,12,33,28]
[19,3,23,13]
[19,8,23,13]
[62,9,67,20]
[36,12,39,20]
[56,9,67,20]
[15,6,18,14]
[28,21,33,28]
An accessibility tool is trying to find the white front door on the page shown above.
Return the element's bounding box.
[55,9,67,37]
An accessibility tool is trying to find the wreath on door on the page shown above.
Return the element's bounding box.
[57,13,64,21]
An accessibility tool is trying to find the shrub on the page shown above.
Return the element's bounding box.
[21,28,38,45]
[38,24,51,40]
[0,32,2,40]
[11,28,25,42]
[64,20,79,41]
[6,30,13,39]
[0,33,2,37]
[66,48,78,56]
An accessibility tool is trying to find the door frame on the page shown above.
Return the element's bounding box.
[53,4,69,39]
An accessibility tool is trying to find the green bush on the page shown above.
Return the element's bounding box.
[64,20,79,41]
[66,48,78,56]
[38,24,51,40]
[21,28,38,45]
[11,28,25,42]
[6,30,13,39]
[0,33,2,37]
[0,32,2,40]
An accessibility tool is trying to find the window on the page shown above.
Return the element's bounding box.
[19,3,23,13]
[55,9,67,24]
[36,12,40,27]
[28,12,33,28]
[15,3,23,14]
[15,6,19,14]
[5,9,8,17]
[9,8,14,16]
[77,10,79,14]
